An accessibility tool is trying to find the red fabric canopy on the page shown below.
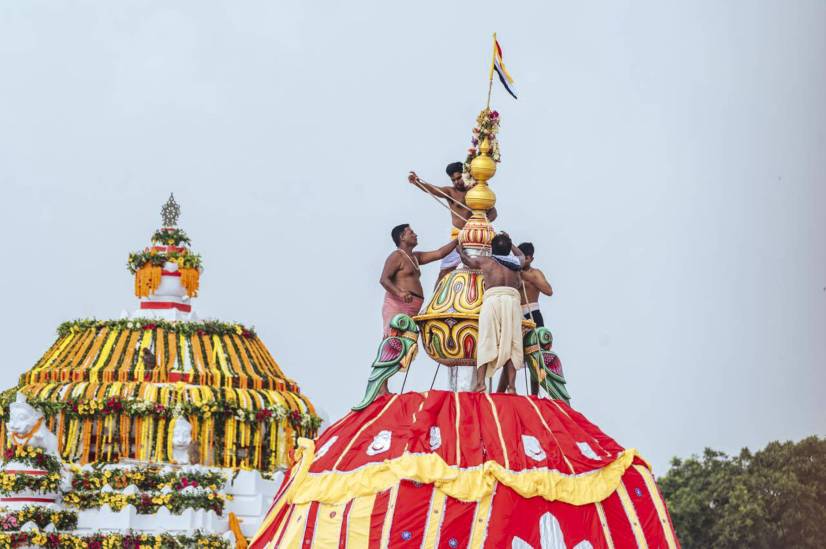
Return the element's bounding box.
[251,391,679,549]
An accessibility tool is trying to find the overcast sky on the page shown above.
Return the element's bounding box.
[1,1,823,474]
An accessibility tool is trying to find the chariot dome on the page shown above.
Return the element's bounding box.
[0,195,320,545]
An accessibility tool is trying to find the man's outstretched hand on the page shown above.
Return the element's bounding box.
[407,171,420,185]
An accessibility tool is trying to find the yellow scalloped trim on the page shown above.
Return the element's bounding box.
[287,438,643,506]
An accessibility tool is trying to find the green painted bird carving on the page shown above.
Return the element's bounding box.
[352,314,420,411]
[524,327,570,403]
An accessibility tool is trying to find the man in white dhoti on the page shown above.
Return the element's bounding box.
[457,233,526,393]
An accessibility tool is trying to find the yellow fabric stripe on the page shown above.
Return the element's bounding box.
[344,493,377,549]
[495,57,515,84]
[595,502,616,549]
[468,488,494,549]
[332,395,399,471]
[379,484,400,549]
[312,501,347,547]
[616,482,648,549]
[420,489,447,549]
[38,334,72,373]
[523,396,575,473]
[279,502,311,549]
[291,448,640,506]
[634,465,678,549]
[484,393,509,470]
[252,438,315,545]
[265,507,292,549]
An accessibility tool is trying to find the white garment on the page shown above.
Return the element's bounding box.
[477,287,524,378]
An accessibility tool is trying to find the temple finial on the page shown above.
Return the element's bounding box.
[161,193,181,227]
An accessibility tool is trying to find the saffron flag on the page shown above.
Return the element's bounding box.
[491,35,517,99]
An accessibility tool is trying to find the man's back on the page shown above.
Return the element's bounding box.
[477,257,522,289]
[522,266,550,304]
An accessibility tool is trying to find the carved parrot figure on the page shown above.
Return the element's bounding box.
[523,327,570,403]
[352,314,420,411]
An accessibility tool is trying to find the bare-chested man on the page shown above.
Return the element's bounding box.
[518,242,553,326]
[408,162,498,282]
[379,224,457,334]
[517,242,553,395]
[457,233,525,393]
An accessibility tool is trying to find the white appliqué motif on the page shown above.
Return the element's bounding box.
[511,512,594,549]
[521,435,547,462]
[576,442,599,460]
[366,430,392,456]
[429,427,442,450]
[313,436,338,461]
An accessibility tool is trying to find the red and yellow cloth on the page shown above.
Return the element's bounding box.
[250,391,680,548]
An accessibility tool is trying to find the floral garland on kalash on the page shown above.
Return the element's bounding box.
[128,249,202,299]
[0,530,229,548]
[462,108,502,185]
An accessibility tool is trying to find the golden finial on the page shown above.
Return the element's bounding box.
[466,138,497,212]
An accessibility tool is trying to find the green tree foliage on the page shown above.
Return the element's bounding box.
[659,436,826,548]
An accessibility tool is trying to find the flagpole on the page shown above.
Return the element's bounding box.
[485,33,496,110]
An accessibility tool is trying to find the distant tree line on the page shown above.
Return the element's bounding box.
[659,436,826,548]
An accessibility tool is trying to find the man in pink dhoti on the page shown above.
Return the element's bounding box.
[379,224,457,334]
[457,233,526,393]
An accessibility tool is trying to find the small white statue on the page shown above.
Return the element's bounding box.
[7,393,59,457]
[171,417,193,465]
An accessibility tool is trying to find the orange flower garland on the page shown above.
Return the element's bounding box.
[180,267,200,297]
[134,264,162,298]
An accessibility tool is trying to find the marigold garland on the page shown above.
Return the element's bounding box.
[0,530,229,548]
[55,319,256,339]
[151,228,191,247]
[0,472,61,496]
[134,265,162,298]
[180,267,200,298]
[63,489,229,515]
[70,465,226,493]
[2,446,61,475]
[127,249,203,275]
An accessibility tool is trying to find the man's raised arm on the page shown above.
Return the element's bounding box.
[416,239,458,265]
[457,245,482,270]
[408,172,452,198]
